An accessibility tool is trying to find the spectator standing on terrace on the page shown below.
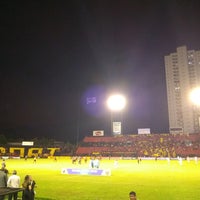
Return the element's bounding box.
[7,170,20,200]
[22,175,36,200]
[0,168,8,200]
[129,191,137,200]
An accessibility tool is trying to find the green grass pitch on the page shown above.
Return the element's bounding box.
[4,157,200,200]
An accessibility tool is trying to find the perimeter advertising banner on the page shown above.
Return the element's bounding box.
[169,127,183,134]
[22,141,34,146]
[93,130,104,136]
[138,128,151,134]
[61,168,111,176]
[113,122,121,134]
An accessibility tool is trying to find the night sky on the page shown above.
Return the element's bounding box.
[1,0,200,143]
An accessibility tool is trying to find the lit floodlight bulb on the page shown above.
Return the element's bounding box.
[190,88,200,106]
[107,94,126,111]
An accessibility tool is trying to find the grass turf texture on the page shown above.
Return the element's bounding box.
[4,157,200,200]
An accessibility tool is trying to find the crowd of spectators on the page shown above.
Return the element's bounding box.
[1,133,200,158]
[76,133,200,158]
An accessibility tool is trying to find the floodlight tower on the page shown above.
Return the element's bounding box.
[107,94,126,135]
[189,87,200,132]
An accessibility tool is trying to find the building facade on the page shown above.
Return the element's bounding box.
[165,46,200,134]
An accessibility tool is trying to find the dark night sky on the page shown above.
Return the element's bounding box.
[1,0,200,143]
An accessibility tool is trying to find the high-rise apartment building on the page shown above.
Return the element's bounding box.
[165,46,200,134]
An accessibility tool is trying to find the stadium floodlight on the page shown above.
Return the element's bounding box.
[106,94,127,135]
[106,94,126,112]
[189,87,200,106]
[189,87,200,132]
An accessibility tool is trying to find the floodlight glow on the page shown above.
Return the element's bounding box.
[107,94,126,111]
[190,87,200,106]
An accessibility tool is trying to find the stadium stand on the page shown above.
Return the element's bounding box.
[76,133,200,157]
